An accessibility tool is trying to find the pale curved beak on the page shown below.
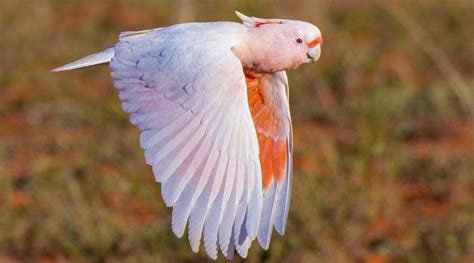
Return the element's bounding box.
[304,44,321,63]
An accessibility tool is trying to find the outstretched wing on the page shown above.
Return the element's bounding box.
[110,29,262,259]
[246,71,293,249]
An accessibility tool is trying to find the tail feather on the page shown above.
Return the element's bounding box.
[51,47,115,72]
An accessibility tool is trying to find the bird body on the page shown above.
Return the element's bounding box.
[53,12,322,260]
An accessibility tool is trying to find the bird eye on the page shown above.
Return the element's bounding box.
[296,38,303,44]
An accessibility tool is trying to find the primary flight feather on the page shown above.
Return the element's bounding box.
[53,11,322,260]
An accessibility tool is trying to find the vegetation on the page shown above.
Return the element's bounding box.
[0,0,473,262]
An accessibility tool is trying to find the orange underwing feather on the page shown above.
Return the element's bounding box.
[272,140,287,182]
[246,73,287,190]
[259,135,274,188]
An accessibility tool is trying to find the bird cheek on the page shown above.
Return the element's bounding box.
[292,53,306,68]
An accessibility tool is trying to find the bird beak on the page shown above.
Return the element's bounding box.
[304,44,321,63]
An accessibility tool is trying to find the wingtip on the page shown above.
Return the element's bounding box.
[50,66,64,72]
[223,254,234,260]
[191,245,199,254]
[257,228,272,250]
[274,224,286,236]
[258,239,271,251]
[50,64,79,72]
[246,214,259,240]
[171,223,186,238]
[204,247,218,261]
[236,248,249,259]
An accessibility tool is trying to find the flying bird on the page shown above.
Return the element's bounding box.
[53,11,322,259]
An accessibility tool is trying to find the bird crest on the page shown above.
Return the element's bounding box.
[235,11,282,28]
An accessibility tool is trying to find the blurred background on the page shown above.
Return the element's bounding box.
[1,0,473,262]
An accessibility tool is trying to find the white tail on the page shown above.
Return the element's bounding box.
[51,47,115,72]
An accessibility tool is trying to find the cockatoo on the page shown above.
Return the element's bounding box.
[53,11,322,259]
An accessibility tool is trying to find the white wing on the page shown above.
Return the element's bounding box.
[109,25,262,259]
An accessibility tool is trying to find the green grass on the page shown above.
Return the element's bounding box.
[1,0,473,262]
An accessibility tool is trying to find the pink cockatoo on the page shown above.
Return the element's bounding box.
[53,11,322,259]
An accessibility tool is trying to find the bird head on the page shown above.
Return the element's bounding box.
[235,11,322,72]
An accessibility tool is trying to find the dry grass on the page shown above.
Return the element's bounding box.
[1,0,473,262]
